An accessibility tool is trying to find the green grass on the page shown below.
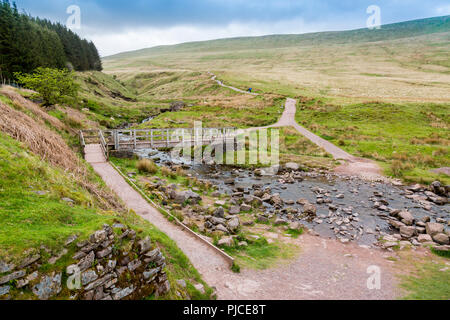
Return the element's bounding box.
[285,228,304,239]
[295,99,450,184]
[73,71,164,128]
[400,261,450,300]
[431,248,450,259]
[111,156,300,270]
[105,16,450,61]
[220,236,299,270]
[135,101,282,129]
[0,132,212,300]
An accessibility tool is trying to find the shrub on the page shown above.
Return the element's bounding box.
[432,148,448,157]
[391,160,414,177]
[136,159,158,174]
[161,166,176,179]
[15,68,79,106]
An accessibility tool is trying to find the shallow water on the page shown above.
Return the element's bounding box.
[137,148,449,245]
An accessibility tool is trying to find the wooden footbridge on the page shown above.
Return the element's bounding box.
[79,128,237,159]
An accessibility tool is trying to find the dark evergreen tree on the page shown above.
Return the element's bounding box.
[0,0,102,80]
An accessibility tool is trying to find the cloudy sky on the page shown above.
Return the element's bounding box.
[14,0,450,56]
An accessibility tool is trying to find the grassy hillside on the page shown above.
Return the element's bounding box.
[102,15,449,184]
[0,88,213,300]
[295,98,450,184]
[106,16,450,58]
[104,16,450,103]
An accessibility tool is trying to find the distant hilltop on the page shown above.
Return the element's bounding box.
[104,15,450,60]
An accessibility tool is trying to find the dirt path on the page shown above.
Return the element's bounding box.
[228,234,401,300]
[209,75,385,180]
[209,72,259,96]
[85,144,400,300]
[272,98,385,180]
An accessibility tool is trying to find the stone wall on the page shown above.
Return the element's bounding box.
[0,224,170,300]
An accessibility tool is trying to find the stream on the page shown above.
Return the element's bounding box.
[134,148,449,246]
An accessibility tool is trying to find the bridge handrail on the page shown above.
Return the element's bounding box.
[98,130,109,160]
[79,130,86,157]
[80,127,239,152]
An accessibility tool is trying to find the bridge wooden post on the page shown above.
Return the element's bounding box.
[182,129,185,147]
[151,130,154,147]
[166,129,170,148]
[114,130,119,150]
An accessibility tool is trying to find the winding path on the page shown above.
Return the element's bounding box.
[211,73,384,180]
[271,99,385,180]
[83,75,397,299]
[85,144,400,300]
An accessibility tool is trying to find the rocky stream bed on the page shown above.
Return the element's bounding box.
[135,148,450,251]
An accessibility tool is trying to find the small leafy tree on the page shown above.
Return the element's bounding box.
[15,67,79,106]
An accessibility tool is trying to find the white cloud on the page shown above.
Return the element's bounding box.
[80,17,360,56]
[435,5,450,15]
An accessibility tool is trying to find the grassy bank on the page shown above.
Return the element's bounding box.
[398,250,450,300]
[295,98,450,184]
[110,156,301,270]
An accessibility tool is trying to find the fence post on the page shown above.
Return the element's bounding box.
[166,129,170,148]
[151,130,154,147]
[114,130,119,150]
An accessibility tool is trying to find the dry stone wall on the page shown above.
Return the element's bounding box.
[0,224,170,300]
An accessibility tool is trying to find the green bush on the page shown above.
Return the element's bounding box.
[137,159,158,174]
[15,67,79,106]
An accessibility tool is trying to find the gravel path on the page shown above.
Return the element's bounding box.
[209,72,259,96]
[83,75,396,299]
[272,98,354,161]
[248,98,384,180]
[210,74,385,180]
[85,144,400,300]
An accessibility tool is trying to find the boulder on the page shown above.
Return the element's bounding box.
[426,222,444,236]
[137,237,152,254]
[215,224,229,233]
[194,283,206,294]
[389,219,405,230]
[0,261,15,274]
[285,162,300,171]
[176,279,187,288]
[274,218,287,225]
[432,233,450,245]
[288,222,302,231]
[398,210,414,226]
[303,203,317,216]
[297,198,309,205]
[417,234,432,243]
[400,226,416,238]
[430,181,447,197]
[81,270,98,286]
[257,215,269,223]
[0,270,26,285]
[213,207,225,218]
[227,217,240,233]
[407,184,423,192]
[0,285,10,297]
[229,206,241,215]
[172,190,201,205]
[269,194,284,207]
[32,273,62,300]
[217,237,234,247]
